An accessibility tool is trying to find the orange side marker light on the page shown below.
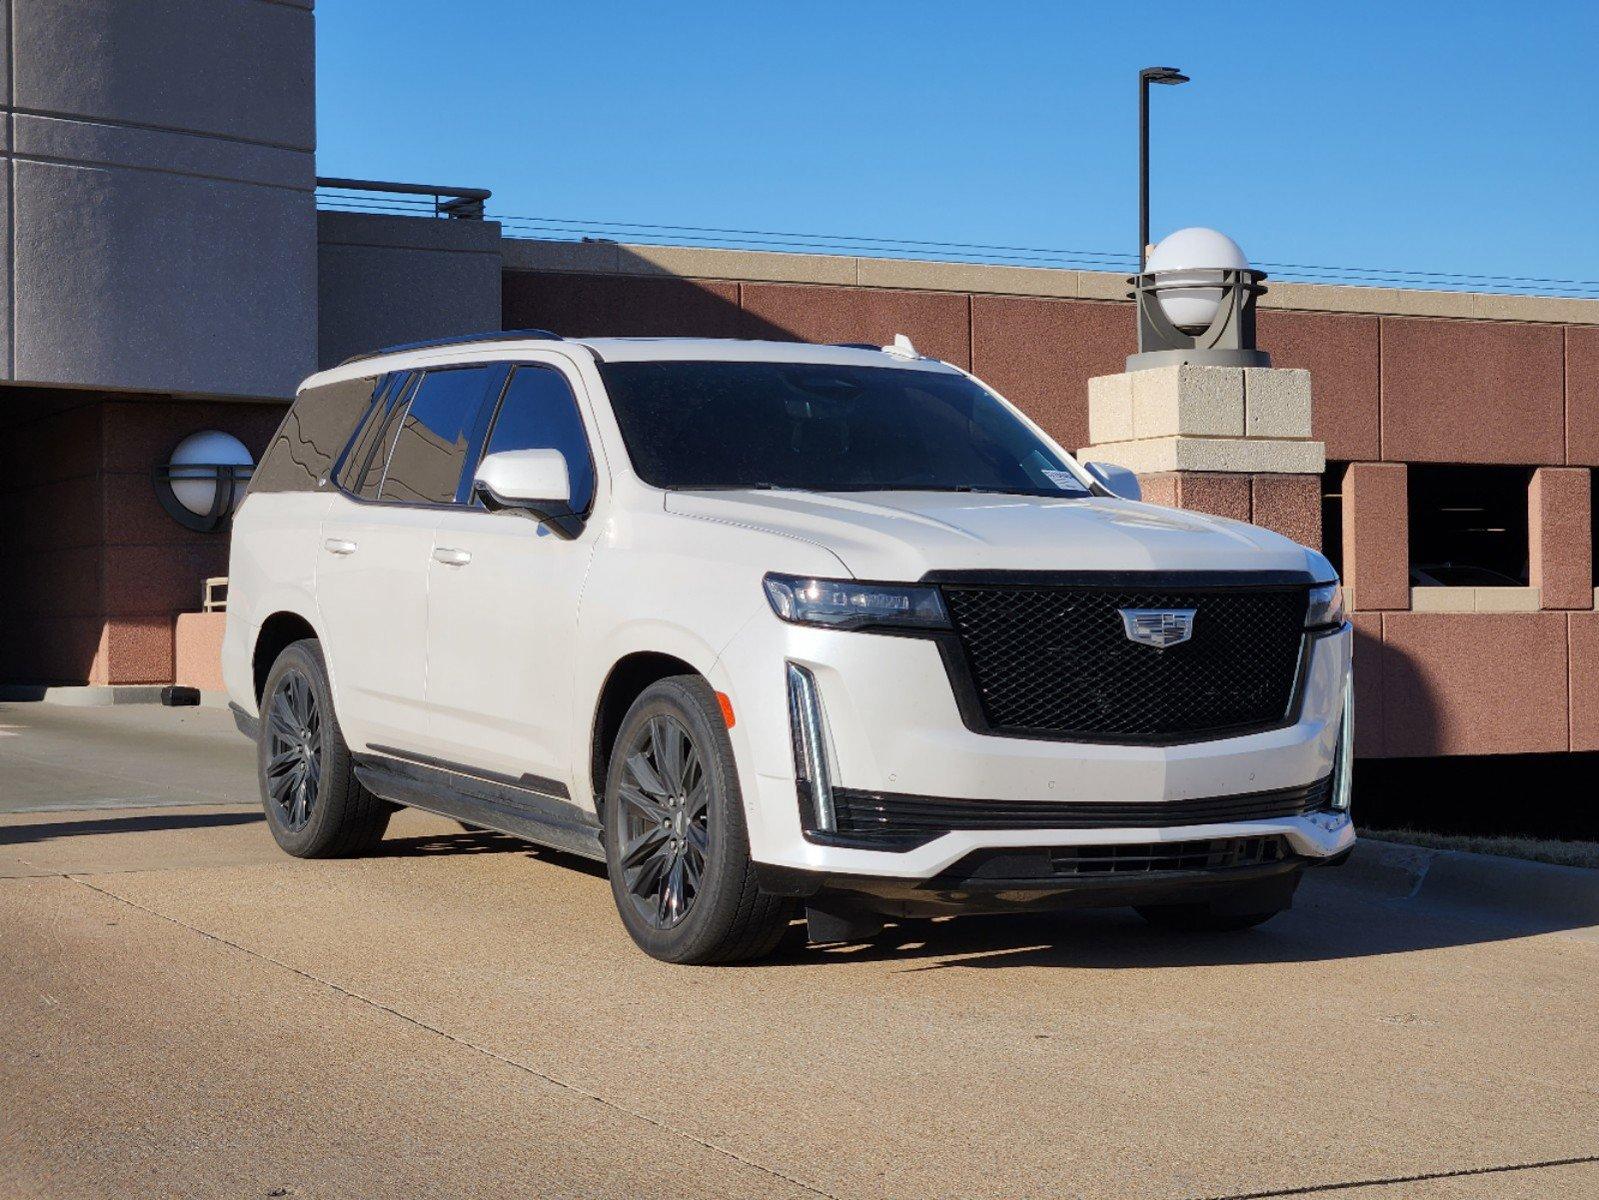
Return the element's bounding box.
[715,691,736,729]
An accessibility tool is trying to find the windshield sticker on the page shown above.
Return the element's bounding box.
[1042,469,1079,490]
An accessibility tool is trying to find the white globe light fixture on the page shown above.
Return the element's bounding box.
[1127,227,1270,371]
[153,430,254,531]
[1145,227,1251,333]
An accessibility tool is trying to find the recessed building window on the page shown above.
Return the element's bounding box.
[1407,464,1533,587]
[1321,462,1346,578]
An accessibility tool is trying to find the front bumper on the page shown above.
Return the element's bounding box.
[714,609,1355,882]
[756,840,1321,919]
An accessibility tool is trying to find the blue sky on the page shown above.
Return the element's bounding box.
[317,2,1599,294]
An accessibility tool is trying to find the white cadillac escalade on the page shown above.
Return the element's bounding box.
[223,331,1353,963]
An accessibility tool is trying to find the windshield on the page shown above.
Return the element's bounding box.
[597,360,1091,496]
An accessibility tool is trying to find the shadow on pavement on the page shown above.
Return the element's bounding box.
[369,829,1595,967]
[752,877,1591,971]
[376,829,610,878]
[0,811,264,845]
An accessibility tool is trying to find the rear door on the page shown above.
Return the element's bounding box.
[425,360,600,790]
[316,365,504,753]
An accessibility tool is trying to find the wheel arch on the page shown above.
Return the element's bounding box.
[589,651,705,816]
[252,610,321,703]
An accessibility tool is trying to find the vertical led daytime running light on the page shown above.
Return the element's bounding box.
[786,662,836,832]
[1332,676,1354,812]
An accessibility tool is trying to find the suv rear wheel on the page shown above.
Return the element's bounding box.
[258,639,391,857]
[603,675,794,964]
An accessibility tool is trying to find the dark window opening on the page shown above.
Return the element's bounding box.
[1321,462,1346,578]
[1357,753,1599,842]
[1407,464,1532,587]
[476,366,596,514]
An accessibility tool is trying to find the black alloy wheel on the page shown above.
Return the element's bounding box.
[602,675,795,964]
[256,638,391,858]
[616,714,710,928]
[264,667,322,832]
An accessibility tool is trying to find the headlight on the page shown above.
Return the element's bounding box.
[1306,581,1345,630]
[763,573,950,631]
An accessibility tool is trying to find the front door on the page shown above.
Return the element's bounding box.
[425,361,601,794]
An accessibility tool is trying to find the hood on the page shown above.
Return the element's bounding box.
[664,489,1322,581]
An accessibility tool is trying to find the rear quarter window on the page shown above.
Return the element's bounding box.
[249,375,384,494]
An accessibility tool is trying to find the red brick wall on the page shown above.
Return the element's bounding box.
[0,389,283,685]
[505,270,1595,469]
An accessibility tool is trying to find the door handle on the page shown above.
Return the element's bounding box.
[323,538,358,556]
[432,546,472,567]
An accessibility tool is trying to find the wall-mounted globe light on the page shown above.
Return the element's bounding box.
[1128,227,1271,371]
[152,431,254,532]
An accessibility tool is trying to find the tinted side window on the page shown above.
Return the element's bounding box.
[480,367,596,513]
[335,372,407,495]
[345,374,419,500]
[250,375,382,494]
[379,367,498,505]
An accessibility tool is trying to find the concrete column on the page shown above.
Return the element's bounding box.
[1529,467,1593,610]
[2,0,318,400]
[1080,363,1326,547]
[1340,463,1410,611]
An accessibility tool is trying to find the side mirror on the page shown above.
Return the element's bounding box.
[473,449,583,538]
[1083,461,1142,502]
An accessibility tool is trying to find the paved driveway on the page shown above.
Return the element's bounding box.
[2,701,1597,1199]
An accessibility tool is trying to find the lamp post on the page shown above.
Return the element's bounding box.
[1139,66,1189,272]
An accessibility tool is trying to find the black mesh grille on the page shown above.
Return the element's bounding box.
[940,583,1308,741]
[828,776,1331,849]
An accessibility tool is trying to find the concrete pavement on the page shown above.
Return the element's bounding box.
[2,701,1597,1199]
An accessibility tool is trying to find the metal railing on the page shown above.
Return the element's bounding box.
[315,177,491,220]
[488,213,1599,299]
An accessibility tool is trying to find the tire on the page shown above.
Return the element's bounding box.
[602,675,795,964]
[1134,902,1283,933]
[258,638,391,858]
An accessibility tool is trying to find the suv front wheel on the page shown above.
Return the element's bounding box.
[602,675,794,964]
[257,639,391,857]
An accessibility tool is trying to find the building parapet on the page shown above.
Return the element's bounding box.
[501,237,1599,327]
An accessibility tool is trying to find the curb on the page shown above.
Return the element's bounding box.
[0,685,232,708]
[1329,838,1599,930]
[0,684,166,707]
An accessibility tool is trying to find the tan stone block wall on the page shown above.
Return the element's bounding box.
[1243,368,1312,439]
[1080,435,1325,476]
[1131,365,1244,438]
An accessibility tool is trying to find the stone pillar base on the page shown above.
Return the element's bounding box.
[1079,364,1326,550]
[1139,472,1321,546]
